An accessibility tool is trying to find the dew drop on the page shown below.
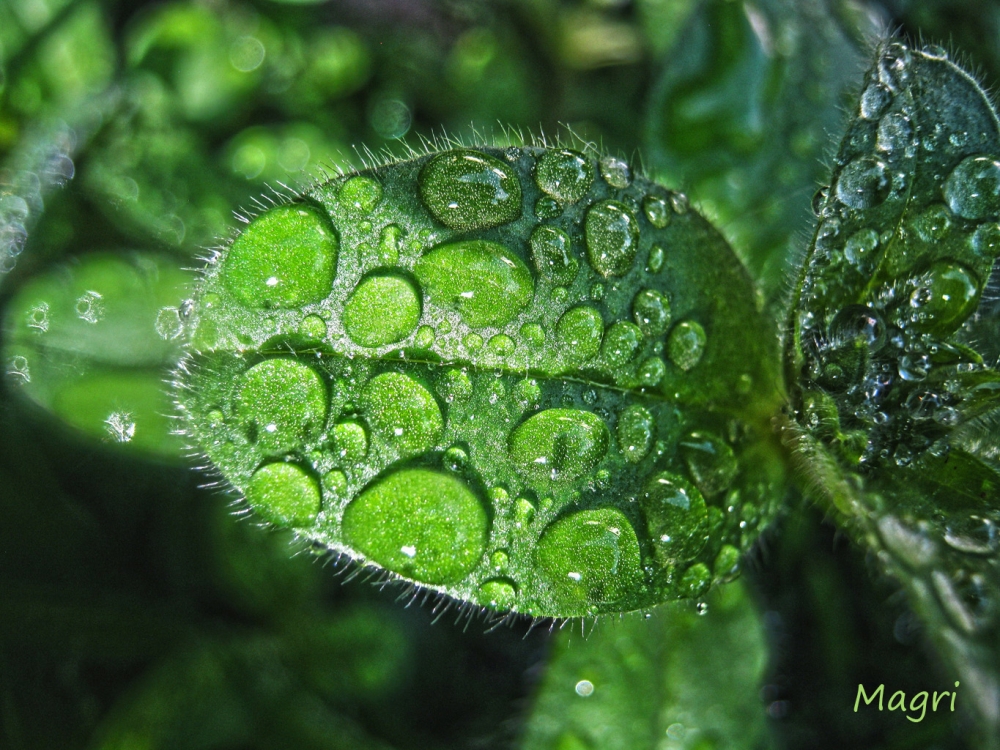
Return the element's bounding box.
[298,314,328,340]
[646,244,665,273]
[598,156,630,188]
[419,149,522,230]
[519,322,545,349]
[344,274,421,347]
[556,305,604,362]
[601,321,643,367]
[529,225,578,284]
[669,192,689,215]
[443,444,468,471]
[536,508,641,614]
[437,368,472,403]
[971,222,1000,257]
[334,419,369,462]
[642,195,671,228]
[943,155,1000,220]
[342,469,487,585]
[585,200,640,277]
[360,372,443,458]
[906,261,980,335]
[835,156,891,209]
[509,408,610,483]
[339,175,383,215]
[414,240,534,327]
[535,149,593,204]
[414,324,435,349]
[632,289,671,337]
[236,359,328,456]
[679,431,738,498]
[245,462,321,526]
[679,563,711,599]
[616,404,654,464]
[478,578,518,610]
[488,334,515,357]
[911,204,952,242]
[667,320,706,371]
[876,113,913,154]
[859,82,892,120]
[843,227,880,267]
[535,196,562,219]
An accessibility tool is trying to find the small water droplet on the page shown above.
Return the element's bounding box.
[642,194,671,228]
[859,82,892,120]
[836,156,891,209]
[598,156,630,188]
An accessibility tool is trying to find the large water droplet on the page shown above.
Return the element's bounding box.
[535,149,593,204]
[535,507,641,614]
[509,408,609,483]
[338,175,383,215]
[556,305,604,361]
[632,288,671,337]
[943,155,1000,220]
[419,149,522,230]
[679,432,738,498]
[585,200,640,277]
[245,462,321,526]
[836,157,891,209]
[907,261,980,335]
[334,419,369,462]
[223,205,337,309]
[616,404,654,463]
[344,274,421,347]
[360,372,443,458]
[641,472,708,565]
[236,359,328,455]
[667,320,706,371]
[529,225,578,284]
[601,321,643,367]
[414,240,534,328]
[859,82,892,120]
[342,469,487,585]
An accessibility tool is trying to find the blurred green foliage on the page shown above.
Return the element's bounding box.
[2,0,999,748]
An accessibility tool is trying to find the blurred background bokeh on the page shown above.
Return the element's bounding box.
[2,0,1000,747]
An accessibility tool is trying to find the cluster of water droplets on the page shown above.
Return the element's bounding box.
[178,144,784,617]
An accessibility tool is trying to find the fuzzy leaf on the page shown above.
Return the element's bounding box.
[176,145,788,618]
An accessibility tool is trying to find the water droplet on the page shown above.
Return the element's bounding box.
[334,419,369,462]
[931,570,979,634]
[342,469,487,585]
[414,240,534,327]
[843,227,880,267]
[679,562,711,598]
[360,372,443,458]
[680,431,738,498]
[535,196,562,219]
[438,369,472,403]
[601,321,643,367]
[646,244,665,273]
[669,192,689,214]
[223,205,337,308]
[695,601,709,615]
[245,462,321,526]
[642,195,671,228]
[812,186,829,215]
[667,320,706,371]
[556,305,604,361]
[535,149,593,204]
[911,203,953,243]
[585,200,640,277]
[529,225,578,284]
[75,291,104,324]
[575,679,595,697]
[463,332,484,351]
[443,444,469,471]
[859,82,892,120]
[829,304,885,349]
[907,261,979,335]
[876,113,912,154]
[971,222,1000,257]
[414,324,435,349]
[339,175,383,215]
[491,549,510,570]
[419,149,522,230]
[519,322,545,349]
[713,544,741,580]
[877,42,911,92]
[298,314,328,340]
[509,408,609,483]
[632,288,671,337]
[944,517,997,555]
[877,515,937,569]
[377,223,403,265]
[344,274,421,347]
[638,356,666,387]
[617,404,654,464]
[323,469,348,498]
[515,379,541,410]
[478,578,518,610]
[237,359,328,455]
[836,156,891,209]
[598,156,630,188]
[536,507,641,614]
[943,155,1000,220]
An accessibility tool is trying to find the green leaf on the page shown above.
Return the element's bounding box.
[3,252,190,457]
[176,144,789,618]
[521,580,774,750]
[787,41,1000,743]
